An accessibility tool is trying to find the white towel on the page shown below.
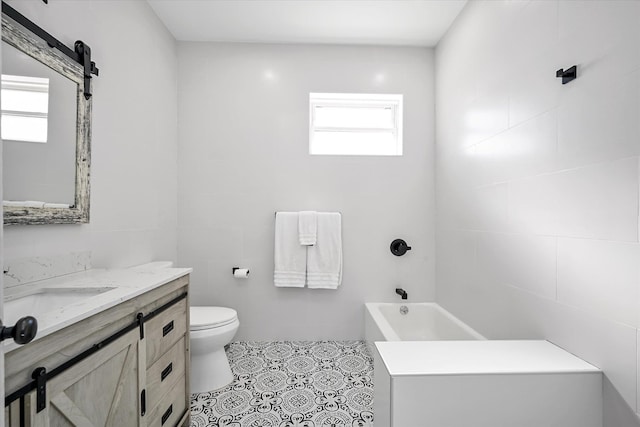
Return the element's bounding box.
[274,212,307,287]
[307,212,342,289]
[298,211,317,246]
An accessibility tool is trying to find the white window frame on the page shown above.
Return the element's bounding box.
[309,92,403,156]
[1,74,50,143]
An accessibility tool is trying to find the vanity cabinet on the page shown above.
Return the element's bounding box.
[4,275,190,427]
[144,299,189,427]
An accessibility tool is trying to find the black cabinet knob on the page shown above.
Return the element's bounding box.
[1,316,38,345]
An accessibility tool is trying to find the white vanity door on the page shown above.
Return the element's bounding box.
[21,328,142,427]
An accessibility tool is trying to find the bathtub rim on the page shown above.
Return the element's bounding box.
[365,302,486,341]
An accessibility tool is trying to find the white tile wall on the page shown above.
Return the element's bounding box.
[2,0,178,269]
[178,43,436,340]
[557,72,640,169]
[558,159,635,240]
[557,238,640,328]
[477,232,557,300]
[509,54,560,127]
[436,1,640,425]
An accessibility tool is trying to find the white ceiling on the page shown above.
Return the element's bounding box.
[147,1,467,47]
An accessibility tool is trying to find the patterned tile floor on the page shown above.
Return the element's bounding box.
[190,341,374,427]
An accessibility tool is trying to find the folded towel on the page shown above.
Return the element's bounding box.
[307,212,342,289]
[274,212,307,287]
[298,211,317,246]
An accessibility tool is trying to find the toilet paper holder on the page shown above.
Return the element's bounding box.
[232,267,250,276]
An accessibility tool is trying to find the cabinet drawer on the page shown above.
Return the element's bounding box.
[146,299,187,366]
[147,374,187,427]
[147,336,187,412]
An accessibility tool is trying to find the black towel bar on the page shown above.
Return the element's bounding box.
[274,211,341,216]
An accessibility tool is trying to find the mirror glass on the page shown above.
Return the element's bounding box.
[2,40,78,207]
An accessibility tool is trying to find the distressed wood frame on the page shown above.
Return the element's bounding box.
[2,12,91,225]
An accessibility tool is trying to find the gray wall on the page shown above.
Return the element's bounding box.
[2,0,179,268]
[177,42,435,340]
[435,1,640,425]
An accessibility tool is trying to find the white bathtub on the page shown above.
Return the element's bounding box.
[364,302,485,342]
[366,303,603,427]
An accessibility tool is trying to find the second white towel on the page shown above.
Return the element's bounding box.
[306,212,342,289]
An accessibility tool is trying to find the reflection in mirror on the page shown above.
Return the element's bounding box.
[2,74,49,143]
[2,40,78,206]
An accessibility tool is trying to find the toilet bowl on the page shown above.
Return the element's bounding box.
[189,306,239,393]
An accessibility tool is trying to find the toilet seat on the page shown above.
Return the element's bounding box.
[190,306,238,331]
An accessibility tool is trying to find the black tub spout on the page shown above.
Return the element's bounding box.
[395,288,408,300]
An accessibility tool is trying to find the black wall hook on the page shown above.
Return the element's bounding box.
[556,65,577,84]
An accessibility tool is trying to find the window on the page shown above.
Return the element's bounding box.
[1,74,49,143]
[309,93,403,156]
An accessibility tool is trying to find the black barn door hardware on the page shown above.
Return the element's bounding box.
[137,312,145,339]
[32,368,47,413]
[1,1,99,98]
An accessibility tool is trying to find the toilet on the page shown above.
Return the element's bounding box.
[189,306,239,393]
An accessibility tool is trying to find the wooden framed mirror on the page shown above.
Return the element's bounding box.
[2,7,93,225]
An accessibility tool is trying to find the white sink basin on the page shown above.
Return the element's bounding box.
[4,287,116,324]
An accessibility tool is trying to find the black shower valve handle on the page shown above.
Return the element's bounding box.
[390,239,412,256]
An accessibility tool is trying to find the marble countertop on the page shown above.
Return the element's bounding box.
[375,340,601,376]
[4,262,192,353]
